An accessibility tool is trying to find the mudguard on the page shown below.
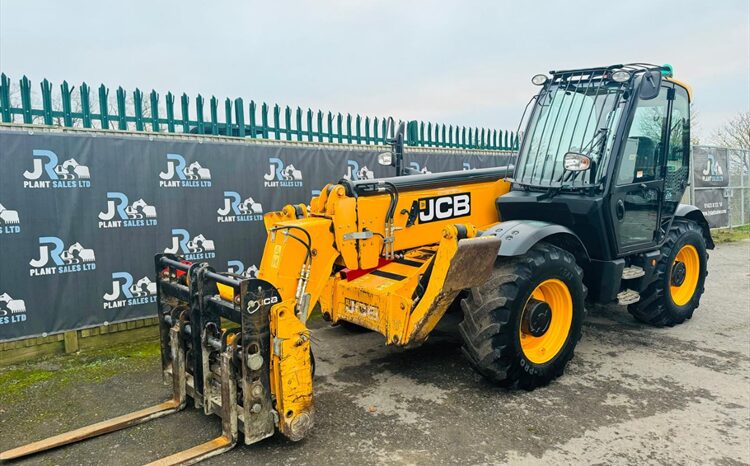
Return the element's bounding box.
[481,219,589,259]
[674,204,715,249]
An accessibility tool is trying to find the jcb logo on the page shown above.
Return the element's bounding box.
[417,193,471,224]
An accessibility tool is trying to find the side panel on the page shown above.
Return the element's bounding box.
[354,178,510,269]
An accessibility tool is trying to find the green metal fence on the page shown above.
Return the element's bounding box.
[0,73,518,150]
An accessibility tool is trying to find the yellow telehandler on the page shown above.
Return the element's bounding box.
[1,64,713,465]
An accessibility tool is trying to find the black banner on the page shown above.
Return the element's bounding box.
[0,129,512,340]
[693,189,729,228]
[693,146,729,188]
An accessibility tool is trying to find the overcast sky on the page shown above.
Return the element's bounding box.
[1,0,748,141]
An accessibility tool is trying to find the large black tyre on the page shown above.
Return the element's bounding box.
[628,219,708,326]
[459,242,587,390]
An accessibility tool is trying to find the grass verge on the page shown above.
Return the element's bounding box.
[711,224,750,244]
[0,339,161,403]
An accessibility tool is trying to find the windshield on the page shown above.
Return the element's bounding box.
[515,81,626,189]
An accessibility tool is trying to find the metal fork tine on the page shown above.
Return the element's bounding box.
[0,326,187,462]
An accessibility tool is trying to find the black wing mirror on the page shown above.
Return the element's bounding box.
[639,70,662,100]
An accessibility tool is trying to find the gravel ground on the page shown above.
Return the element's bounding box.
[1,241,749,465]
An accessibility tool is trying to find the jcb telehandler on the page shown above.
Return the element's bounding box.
[2,64,713,465]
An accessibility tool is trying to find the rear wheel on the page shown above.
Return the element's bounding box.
[628,219,708,326]
[459,242,586,390]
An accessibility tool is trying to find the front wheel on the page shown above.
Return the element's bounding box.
[459,242,586,390]
[628,219,708,326]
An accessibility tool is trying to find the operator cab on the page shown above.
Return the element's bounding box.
[497,64,692,261]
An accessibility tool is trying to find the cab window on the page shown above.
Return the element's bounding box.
[616,87,668,185]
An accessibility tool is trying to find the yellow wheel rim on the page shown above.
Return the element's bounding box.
[670,244,700,306]
[520,279,573,365]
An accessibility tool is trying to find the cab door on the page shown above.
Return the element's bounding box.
[609,83,672,255]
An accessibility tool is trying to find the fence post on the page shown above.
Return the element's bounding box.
[195,94,204,134]
[116,87,128,130]
[224,98,232,136]
[133,88,144,131]
[248,100,257,137]
[98,85,110,130]
[0,73,11,123]
[40,79,53,125]
[181,93,190,133]
[209,96,219,135]
[60,81,74,127]
[327,112,333,142]
[260,102,269,138]
[20,76,33,124]
[365,116,371,145]
[306,109,313,141]
[336,113,343,143]
[149,90,160,132]
[276,104,284,140]
[316,110,323,142]
[234,97,245,137]
[165,92,175,133]
[79,83,92,128]
[296,107,303,141]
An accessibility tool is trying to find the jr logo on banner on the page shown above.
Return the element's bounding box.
[343,160,375,181]
[29,237,96,277]
[98,193,158,228]
[164,229,216,260]
[159,153,212,188]
[227,260,259,278]
[701,153,725,183]
[0,292,27,326]
[23,149,91,189]
[103,272,157,309]
[263,157,303,187]
[217,192,263,223]
[0,202,21,234]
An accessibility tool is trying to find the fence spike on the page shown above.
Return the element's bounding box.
[0,73,11,123]
[355,114,362,144]
[260,102,268,138]
[209,96,219,135]
[224,98,232,137]
[149,90,159,132]
[98,84,110,130]
[296,107,303,141]
[346,113,352,144]
[133,88,144,131]
[180,93,190,133]
[116,87,127,130]
[195,94,205,134]
[165,92,175,133]
[327,111,334,142]
[61,80,75,127]
[306,108,313,141]
[234,97,245,137]
[249,100,257,137]
[316,110,323,142]
[275,104,282,140]
[20,76,32,124]
[336,113,343,143]
[282,105,290,140]
[40,79,53,125]
[364,116,371,145]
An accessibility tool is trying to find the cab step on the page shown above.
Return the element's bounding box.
[622,266,645,280]
[617,289,640,305]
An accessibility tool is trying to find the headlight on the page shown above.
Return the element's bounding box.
[563,152,592,172]
[531,74,548,86]
[610,70,631,83]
